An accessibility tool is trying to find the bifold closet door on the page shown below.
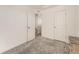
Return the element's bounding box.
[27,12,35,41]
[41,12,54,39]
[54,10,66,42]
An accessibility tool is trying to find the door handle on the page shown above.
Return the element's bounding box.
[54,26,56,28]
[28,26,30,29]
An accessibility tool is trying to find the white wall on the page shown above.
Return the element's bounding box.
[67,6,79,38]
[66,6,77,37]
[40,6,78,43]
[66,6,79,37]
[0,6,33,53]
[75,6,79,37]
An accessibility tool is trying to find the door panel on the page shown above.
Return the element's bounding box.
[27,12,35,41]
[41,12,54,39]
[41,9,67,42]
[54,10,66,42]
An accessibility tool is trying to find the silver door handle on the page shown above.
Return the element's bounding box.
[28,26,30,29]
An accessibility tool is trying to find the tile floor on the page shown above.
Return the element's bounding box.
[3,36,70,54]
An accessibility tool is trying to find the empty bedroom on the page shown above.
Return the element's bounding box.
[0,5,79,54]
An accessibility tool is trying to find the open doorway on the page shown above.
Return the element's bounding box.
[35,12,42,37]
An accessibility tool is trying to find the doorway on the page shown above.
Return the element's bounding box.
[35,13,42,37]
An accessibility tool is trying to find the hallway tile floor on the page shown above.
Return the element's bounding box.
[3,36,70,54]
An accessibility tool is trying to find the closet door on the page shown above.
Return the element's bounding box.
[41,11,54,39]
[27,12,35,41]
[54,10,67,42]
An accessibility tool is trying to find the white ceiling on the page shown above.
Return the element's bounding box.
[28,5,57,9]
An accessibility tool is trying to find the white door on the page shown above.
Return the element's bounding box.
[27,12,35,41]
[54,10,67,42]
[41,12,54,39]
